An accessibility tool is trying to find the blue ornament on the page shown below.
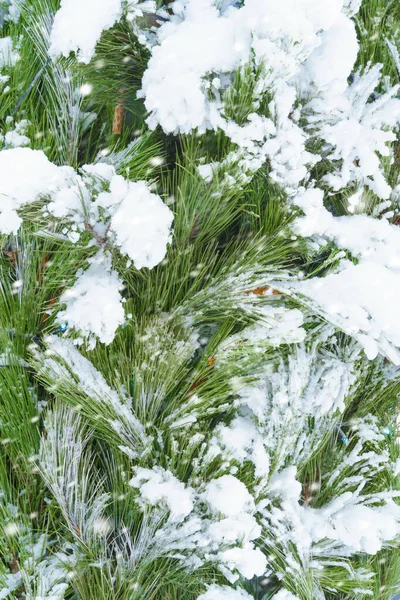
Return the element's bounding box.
[383,426,392,437]
[56,322,68,333]
[341,436,349,445]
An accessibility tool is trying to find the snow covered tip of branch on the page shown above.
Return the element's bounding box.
[48,163,174,270]
[129,468,267,582]
[48,0,124,64]
[141,0,355,135]
[58,251,125,349]
[282,188,400,364]
[0,147,74,234]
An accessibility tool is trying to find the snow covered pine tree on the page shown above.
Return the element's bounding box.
[1,0,400,598]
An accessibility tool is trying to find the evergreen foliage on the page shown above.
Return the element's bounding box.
[0,1,400,599]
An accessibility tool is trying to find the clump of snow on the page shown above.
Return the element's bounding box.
[129,466,195,521]
[202,475,255,517]
[49,0,123,63]
[58,252,125,349]
[283,187,400,363]
[141,0,347,135]
[1,119,30,148]
[288,261,400,364]
[300,13,358,95]
[48,166,174,271]
[197,585,254,600]
[306,64,400,199]
[210,415,270,479]
[271,592,301,600]
[140,0,400,198]
[0,148,173,346]
[0,36,19,67]
[0,148,73,234]
[141,0,392,193]
[100,177,174,269]
[127,464,266,582]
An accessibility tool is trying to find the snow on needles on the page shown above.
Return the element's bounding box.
[0,147,173,347]
[49,0,123,63]
[280,188,400,363]
[197,586,254,600]
[58,252,125,350]
[0,148,73,234]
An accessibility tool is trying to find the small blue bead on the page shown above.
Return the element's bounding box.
[341,436,349,445]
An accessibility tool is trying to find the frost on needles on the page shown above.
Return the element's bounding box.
[1,0,400,599]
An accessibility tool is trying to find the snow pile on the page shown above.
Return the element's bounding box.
[58,252,125,349]
[202,474,255,517]
[141,0,348,135]
[48,162,173,270]
[139,0,400,198]
[49,0,123,63]
[288,262,400,363]
[96,176,174,269]
[0,119,30,148]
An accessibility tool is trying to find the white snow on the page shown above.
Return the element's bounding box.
[49,0,123,63]
[284,187,400,362]
[58,251,125,349]
[219,544,267,581]
[48,167,174,271]
[197,586,254,600]
[300,13,358,95]
[288,262,400,363]
[139,0,400,198]
[260,441,400,564]
[0,148,73,234]
[0,36,18,67]
[129,466,195,521]
[103,177,174,269]
[0,148,173,346]
[271,592,301,600]
[202,475,255,517]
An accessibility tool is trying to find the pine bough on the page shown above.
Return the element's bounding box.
[0,0,400,599]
